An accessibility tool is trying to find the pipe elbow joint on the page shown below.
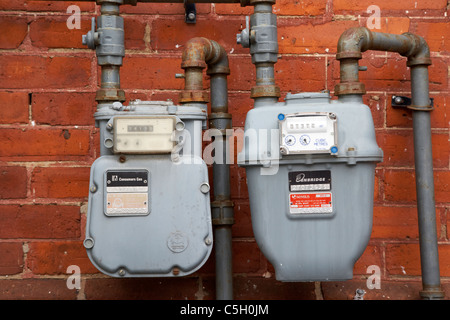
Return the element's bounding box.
[181,37,230,74]
[402,33,432,67]
[336,27,372,60]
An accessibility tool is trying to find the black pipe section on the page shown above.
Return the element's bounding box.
[335,27,443,300]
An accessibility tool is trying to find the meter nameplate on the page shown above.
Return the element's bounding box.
[288,170,331,192]
[289,192,332,214]
[280,113,337,155]
[113,117,176,154]
[105,170,149,216]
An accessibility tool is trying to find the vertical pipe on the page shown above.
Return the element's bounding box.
[410,66,444,299]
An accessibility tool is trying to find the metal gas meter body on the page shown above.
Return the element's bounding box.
[84,100,213,278]
[238,92,383,281]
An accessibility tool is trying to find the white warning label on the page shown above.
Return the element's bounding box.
[289,192,332,214]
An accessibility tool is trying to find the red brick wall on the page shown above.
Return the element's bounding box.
[0,0,449,300]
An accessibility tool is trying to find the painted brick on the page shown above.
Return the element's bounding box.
[360,17,410,34]
[151,18,244,54]
[0,92,29,124]
[120,2,210,15]
[120,56,185,90]
[232,241,261,274]
[276,56,327,92]
[25,1,95,12]
[386,94,450,129]
[84,277,200,300]
[354,245,383,276]
[216,0,327,16]
[0,205,81,239]
[0,56,92,90]
[0,279,77,300]
[333,0,447,12]
[278,19,358,54]
[0,242,23,275]
[229,164,248,200]
[26,241,98,275]
[30,16,90,49]
[372,206,419,239]
[414,21,450,53]
[32,92,96,126]
[0,128,90,159]
[31,166,90,199]
[377,131,450,168]
[232,200,254,238]
[385,170,450,204]
[331,54,448,92]
[385,243,450,277]
[0,166,28,199]
[0,16,28,49]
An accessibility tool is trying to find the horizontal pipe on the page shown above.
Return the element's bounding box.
[43,0,244,3]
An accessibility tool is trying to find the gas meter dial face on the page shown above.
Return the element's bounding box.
[113,116,176,154]
[279,112,337,155]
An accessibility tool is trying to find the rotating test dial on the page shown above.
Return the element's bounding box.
[279,112,338,155]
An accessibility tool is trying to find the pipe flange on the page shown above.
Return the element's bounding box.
[408,104,434,111]
[95,88,126,103]
[179,90,209,103]
[251,85,281,99]
[206,65,231,76]
[336,51,363,60]
[407,56,432,67]
[334,82,366,96]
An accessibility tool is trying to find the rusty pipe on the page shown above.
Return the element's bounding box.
[180,38,234,300]
[179,37,230,104]
[335,27,443,300]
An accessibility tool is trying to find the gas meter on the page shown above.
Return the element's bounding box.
[84,101,213,278]
[238,92,383,281]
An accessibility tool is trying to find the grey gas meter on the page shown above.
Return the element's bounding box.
[238,92,383,281]
[85,101,213,278]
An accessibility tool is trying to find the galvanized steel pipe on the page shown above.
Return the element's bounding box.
[180,37,234,300]
[335,27,443,300]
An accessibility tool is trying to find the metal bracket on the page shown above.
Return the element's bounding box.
[391,95,434,111]
[184,0,196,24]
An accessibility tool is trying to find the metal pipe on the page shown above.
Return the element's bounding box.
[180,37,234,300]
[335,27,443,300]
[46,0,246,4]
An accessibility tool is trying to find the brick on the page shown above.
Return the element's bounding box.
[232,200,254,238]
[26,241,97,275]
[414,21,450,53]
[331,54,448,92]
[0,205,81,239]
[216,0,327,16]
[121,56,186,90]
[0,16,28,49]
[229,165,248,200]
[372,206,419,239]
[377,131,450,168]
[354,245,383,276]
[29,16,90,49]
[276,56,327,93]
[361,242,450,281]
[360,17,410,34]
[0,56,91,90]
[32,92,96,126]
[384,170,450,204]
[25,1,95,12]
[0,279,77,300]
[233,277,316,300]
[121,2,210,15]
[123,17,148,50]
[333,0,447,12]
[363,93,386,129]
[31,167,90,199]
[0,92,29,124]
[0,128,90,160]
[232,241,261,273]
[278,19,358,54]
[0,166,28,199]
[0,242,23,275]
[151,18,243,54]
[386,94,450,129]
[84,277,200,300]
[322,279,423,300]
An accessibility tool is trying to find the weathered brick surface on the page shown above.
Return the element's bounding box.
[0,1,448,301]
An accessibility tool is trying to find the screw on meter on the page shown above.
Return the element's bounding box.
[113,116,177,154]
[279,112,338,155]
